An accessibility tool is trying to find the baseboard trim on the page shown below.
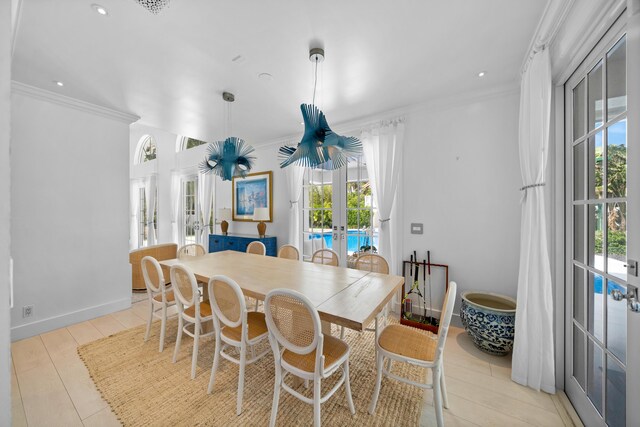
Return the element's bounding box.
[552,391,584,427]
[10,297,131,341]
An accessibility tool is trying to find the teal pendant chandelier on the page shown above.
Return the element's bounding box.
[279,48,362,170]
[200,92,256,181]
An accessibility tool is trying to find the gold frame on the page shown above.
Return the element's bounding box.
[232,171,273,222]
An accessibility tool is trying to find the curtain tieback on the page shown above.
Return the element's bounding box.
[289,200,299,208]
[519,182,545,203]
[379,218,391,223]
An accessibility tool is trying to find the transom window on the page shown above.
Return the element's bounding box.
[179,136,208,151]
[136,135,157,164]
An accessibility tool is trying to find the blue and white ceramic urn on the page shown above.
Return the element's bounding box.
[460,291,517,356]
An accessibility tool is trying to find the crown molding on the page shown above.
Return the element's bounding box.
[551,0,626,84]
[253,82,520,150]
[520,0,575,75]
[11,81,140,124]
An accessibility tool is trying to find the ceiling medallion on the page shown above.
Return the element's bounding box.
[134,0,170,14]
[278,48,363,170]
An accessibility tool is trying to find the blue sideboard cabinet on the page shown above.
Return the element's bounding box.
[209,234,277,256]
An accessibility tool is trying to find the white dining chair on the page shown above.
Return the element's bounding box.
[141,256,176,352]
[177,243,206,259]
[246,241,266,310]
[369,282,458,427]
[170,263,215,379]
[277,244,299,260]
[246,241,266,255]
[337,253,391,340]
[264,289,355,427]
[311,248,339,266]
[207,275,270,415]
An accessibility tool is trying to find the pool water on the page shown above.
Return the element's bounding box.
[593,274,625,294]
[308,231,378,253]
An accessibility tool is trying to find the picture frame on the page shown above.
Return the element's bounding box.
[232,171,273,222]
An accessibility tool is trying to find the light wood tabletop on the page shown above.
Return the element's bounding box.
[160,250,404,331]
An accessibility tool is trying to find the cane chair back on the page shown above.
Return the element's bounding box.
[177,243,206,259]
[277,245,299,260]
[355,254,389,274]
[311,248,339,266]
[209,276,244,328]
[434,282,456,360]
[246,241,266,255]
[170,264,198,308]
[141,256,164,293]
[265,290,320,355]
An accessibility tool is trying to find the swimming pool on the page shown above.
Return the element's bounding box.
[307,231,378,253]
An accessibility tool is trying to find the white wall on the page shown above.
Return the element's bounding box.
[1,0,12,423]
[10,85,138,340]
[401,90,521,313]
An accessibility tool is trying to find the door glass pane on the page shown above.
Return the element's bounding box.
[607,280,627,363]
[587,339,603,414]
[573,266,585,326]
[574,205,585,263]
[588,61,603,130]
[573,325,586,389]
[607,36,626,120]
[588,132,604,199]
[573,79,586,139]
[606,356,626,427]
[573,266,586,326]
[588,204,604,269]
[588,271,604,342]
[607,202,627,281]
[574,142,585,200]
[607,119,627,198]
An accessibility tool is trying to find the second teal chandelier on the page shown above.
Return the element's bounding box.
[279,48,363,170]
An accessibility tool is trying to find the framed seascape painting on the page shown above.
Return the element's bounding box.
[232,171,273,222]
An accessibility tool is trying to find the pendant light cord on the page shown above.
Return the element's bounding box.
[312,57,318,106]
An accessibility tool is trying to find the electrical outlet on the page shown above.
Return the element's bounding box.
[23,305,34,318]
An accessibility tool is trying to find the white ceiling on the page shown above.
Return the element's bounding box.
[13,0,547,144]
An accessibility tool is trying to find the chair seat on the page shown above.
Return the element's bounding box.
[184,301,212,318]
[378,324,437,362]
[282,334,348,373]
[153,290,175,303]
[221,312,268,342]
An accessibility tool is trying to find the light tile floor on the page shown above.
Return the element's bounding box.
[11,302,580,426]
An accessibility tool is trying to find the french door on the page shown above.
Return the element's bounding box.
[181,175,200,246]
[301,156,378,265]
[565,12,639,426]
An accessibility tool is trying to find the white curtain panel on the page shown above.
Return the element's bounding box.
[511,48,555,393]
[170,173,181,244]
[361,121,404,274]
[146,175,157,246]
[285,164,305,251]
[130,181,140,250]
[198,172,214,250]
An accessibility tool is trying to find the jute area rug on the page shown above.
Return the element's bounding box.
[78,318,425,426]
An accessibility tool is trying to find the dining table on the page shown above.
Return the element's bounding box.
[159,250,405,335]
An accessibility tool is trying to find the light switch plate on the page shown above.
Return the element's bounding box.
[411,223,423,234]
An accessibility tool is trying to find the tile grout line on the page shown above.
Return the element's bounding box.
[445,360,557,413]
[11,356,29,427]
[447,387,559,426]
[38,333,87,424]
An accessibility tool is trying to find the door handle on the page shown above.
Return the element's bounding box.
[611,285,640,313]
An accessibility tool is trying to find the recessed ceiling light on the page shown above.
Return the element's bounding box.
[53,81,64,87]
[478,71,486,77]
[258,73,273,81]
[92,4,108,16]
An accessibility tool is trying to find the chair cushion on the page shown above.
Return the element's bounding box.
[153,290,175,303]
[378,324,437,362]
[282,334,348,373]
[184,301,212,318]
[221,312,268,342]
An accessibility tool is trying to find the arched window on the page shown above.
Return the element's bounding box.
[135,135,157,164]
[178,136,208,151]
